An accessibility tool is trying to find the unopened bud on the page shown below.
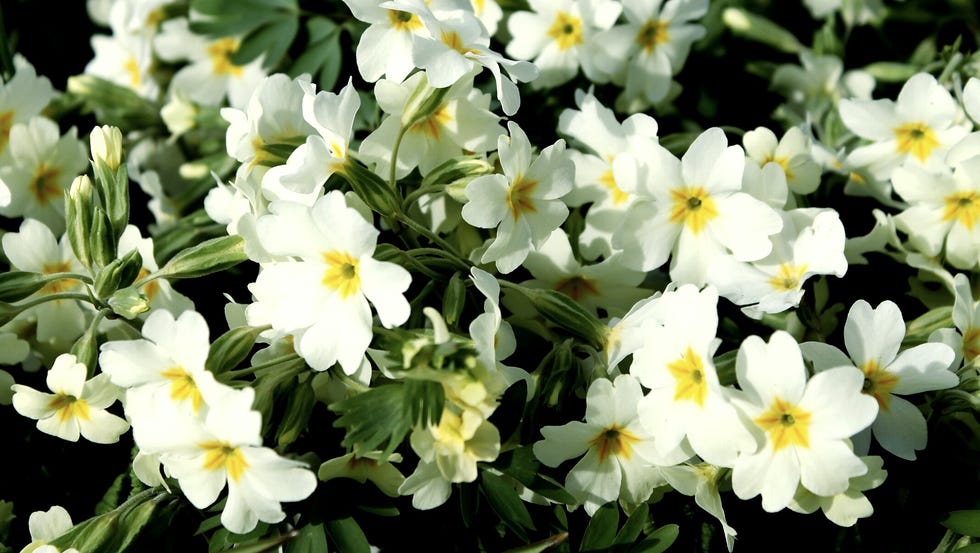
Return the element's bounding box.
[107,287,150,320]
[65,175,95,271]
[90,125,123,171]
[158,235,247,280]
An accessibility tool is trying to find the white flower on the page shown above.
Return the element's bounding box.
[505,0,622,88]
[964,77,980,124]
[154,18,267,108]
[930,273,980,368]
[771,51,875,113]
[731,331,878,512]
[0,117,87,233]
[246,191,412,373]
[533,375,690,515]
[631,285,755,466]
[789,456,887,527]
[0,55,55,162]
[613,127,782,285]
[11,353,129,444]
[592,0,709,111]
[839,72,969,180]
[21,505,73,553]
[800,300,957,460]
[743,126,821,196]
[892,154,980,270]
[461,121,573,273]
[342,0,430,83]
[85,28,159,99]
[469,267,532,393]
[661,464,737,551]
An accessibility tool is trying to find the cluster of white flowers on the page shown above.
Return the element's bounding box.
[2,0,979,550]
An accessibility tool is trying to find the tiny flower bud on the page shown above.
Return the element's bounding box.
[65,175,95,271]
[90,125,123,171]
[107,287,150,320]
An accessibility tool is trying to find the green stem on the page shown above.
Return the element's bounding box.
[18,292,94,310]
[394,214,470,271]
[401,184,446,212]
[0,4,13,82]
[389,124,410,190]
[224,353,305,379]
[46,272,94,285]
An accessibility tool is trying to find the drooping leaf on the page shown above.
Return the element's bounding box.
[480,471,535,540]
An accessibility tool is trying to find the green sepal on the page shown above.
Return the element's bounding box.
[158,235,247,280]
[107,287,150,320]
[93,248,143,300]
[338,157,402,218]
[205,324,269,375]
[441,272,466,327]
[65,175,96,271]
[89,206,117,270]
[0,271,47,302]
[92,157,131,244]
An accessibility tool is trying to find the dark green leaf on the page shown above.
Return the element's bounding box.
[951,545,980,553]
[325,517,370,553]
[628,524,678,553]
[231,16,300,69]
[206,325,268,374]
[492,447,576,504]
[286,524,329,553]
[94,473,126,515]
[580,502,619,552]
[944,510,980,538]
[481,471,535,540]
[614,505,649,546]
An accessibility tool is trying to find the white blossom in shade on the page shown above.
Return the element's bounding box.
[799,300,957,460]
[613,127,783,285]
[461,121,574,274]
[2,219,88,345]
[771,52,875,115]
[522,229,648,318]
[557,90,659,260]
[22,504,73,553]
[930,273,980,369]
[11,353,129,444]
[263,80,360,204]
[153,18,267,108]
[0,56,55,161]
[99,309,217,416]
[389,0,538,115]
[710,209,848,317]
[603,292,663,371]
[469,267,532,393]
[129,381,317,534]
[891,155,980,270]
[661,464,736,551]
[731,331,878,513]
[591,0,708,111]
[743,126,821,196]
[505,0,622,89]
[839,72,970,180]
[85,28,159,99]
[342,0,431,83]
[630,284,755,466]
[246,191,412,374]
[358,72,502,180]
[803,0,884,26]
[467,0,503,35]
[789,455,887,527]
[533,375,690,515]
[0,117,87,233]
[964,77,980,124]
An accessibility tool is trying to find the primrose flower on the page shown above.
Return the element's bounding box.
[892,154,980,270]
[742,126,821,196]
[533,375,690,515]
[800,300,956,460]
[12,353,129,444]
[342,0,430,83]
[631,285,755,466]
[99,309,216,415]
[771,51,875,115]
[505,0,622,89]
[789,455,887,527]
[661,464,737,551]
[731,331,878,512]
[0,117,88,234]
[839,72,969,180]
[592,0,709,111]
[247,191,412,373]
[930,273,980,368]
[85,26,159,99]
[461,121,574,274]
[154,17,267,108]
[22,505,73,553]
[613,127,782,285]
[0,56,55,161]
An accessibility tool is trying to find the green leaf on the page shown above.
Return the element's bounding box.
[95,473,127,515]
[286,524,329,553]
[492,447,576,504]
[944,510,980,537]
[189,0,295,37]
[290,17,343,90]
[614,505,649,546]
[580,503,619,552]
[629,524,678,553]
[951,545,980,553]
[480,471,535,540]
[502,533,570,553]
[231,16,300,69]
[324,517,370,553]
[206,325,269,374]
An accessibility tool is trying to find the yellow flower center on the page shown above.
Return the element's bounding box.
[0,110,13,154]
[669,186,718,234]
[762,154,794,180]
[160,366,204,413]
[506,173,538,220]
[860,359,900,410]
[636,19,669,52]
[942,191,980,230]
[666,346,708,406]
[137,267,160,301]
[29,162,62,206]
[768,263,809,292]
[322,251,361,299]
[41,261,76,295]
[410,104,452,140]
[546,12,584,51]
[208,38,244,77]
[893,122,940,163]
[590,424,641,461]
[388,9,423,31]
[48,393,90,422]
[124,56,141,88]
[599,169,629,205]
[441,30,480,55]
[755,397,811,451]
[962,326,980,363]
[200,441,249,481]
[555,275,599,301]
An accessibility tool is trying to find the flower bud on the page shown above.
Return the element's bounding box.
[90,125,122,171]
[0,271,47,302]
[158,235,247,280]
[88,206,117,269]
[93,248,143,299]
[422,155,495,203]
[513,284,609,350]
[107,287,150,320]
[337,157,402,218]
[401,75,451,129]
[65,175,95,271]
